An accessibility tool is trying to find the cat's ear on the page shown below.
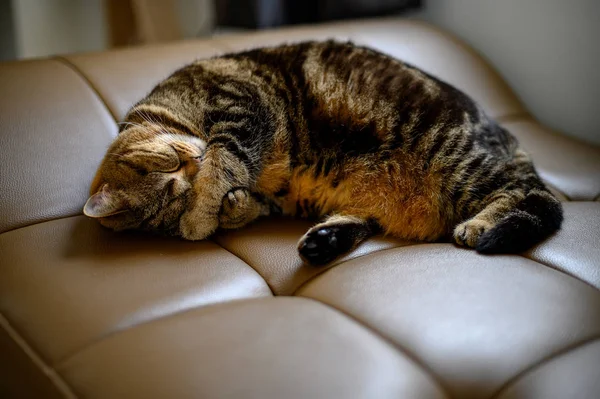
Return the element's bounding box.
[83,184,128,218]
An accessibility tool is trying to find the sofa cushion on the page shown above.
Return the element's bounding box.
[1,17,599,399]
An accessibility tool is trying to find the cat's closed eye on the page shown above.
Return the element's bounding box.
[151,159,181,174]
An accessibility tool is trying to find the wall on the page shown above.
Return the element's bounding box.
[9,0,214,60]
[176,0,215,38]
[11,0,107,59]
[413,0,600,144]
[0,1,17,61]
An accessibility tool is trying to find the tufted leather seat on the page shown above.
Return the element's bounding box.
[1,17,599,399]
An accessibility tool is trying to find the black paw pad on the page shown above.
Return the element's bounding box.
[299,226,352,266]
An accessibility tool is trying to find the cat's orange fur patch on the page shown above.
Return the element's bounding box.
[265,155,449,242]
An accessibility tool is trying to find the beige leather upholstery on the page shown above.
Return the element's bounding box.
[1,17,599,399]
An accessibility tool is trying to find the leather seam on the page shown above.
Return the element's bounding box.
[52,295,450,398]
[290,242,423,296]
[292,242,600,296]
[0,214,83,236]
[495,117,572,201]
[53,297,270,368]
[0,312,78,399]
[298,296,453,399]
[489,335,600,399]
[211,240,275,296]
[520,253,600,293]
[542,180,571,201]
[54,56,118,122]
[50,239,275,364]
[0,56,118,236]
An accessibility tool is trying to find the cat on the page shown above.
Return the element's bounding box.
[84,40,563,265]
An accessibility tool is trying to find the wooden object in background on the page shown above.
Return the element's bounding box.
[105,0,182,47]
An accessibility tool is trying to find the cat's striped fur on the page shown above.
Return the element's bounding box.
[85,41,562,265]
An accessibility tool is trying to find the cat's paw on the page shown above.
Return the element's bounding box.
[298,226,353,266]
[453,219,494,248]
[179,209,218,241]
[223,188,248,210]
[219,188,255,229]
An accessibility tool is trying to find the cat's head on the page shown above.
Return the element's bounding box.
[84,125,206,235]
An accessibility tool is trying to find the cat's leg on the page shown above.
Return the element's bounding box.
[219,188,270,230]
[453,194,516,248]
[451,143,563,253]
[179,140,252,240]
[453,188,562,253]
[298,214,380,266]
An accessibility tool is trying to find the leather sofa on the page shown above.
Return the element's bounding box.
[1,17,599,399]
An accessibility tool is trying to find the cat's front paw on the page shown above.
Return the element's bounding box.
[453,219,493,248]
[219,188,252,229]
[179,209,219,241]
[298,226,353,266]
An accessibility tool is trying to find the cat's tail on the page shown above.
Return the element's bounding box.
[475,189,563,253]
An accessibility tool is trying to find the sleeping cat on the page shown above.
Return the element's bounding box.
[84,40,563,265]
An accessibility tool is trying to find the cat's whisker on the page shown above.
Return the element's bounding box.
[117,121,145,129]
[138,110,174,136]
[117,121,151,133]
[107,152,128,158]
[117,121,161,139]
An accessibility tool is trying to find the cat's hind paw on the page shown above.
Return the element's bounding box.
[453,219,494,248]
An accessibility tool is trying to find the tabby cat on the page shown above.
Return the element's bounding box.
[84,41,563,265]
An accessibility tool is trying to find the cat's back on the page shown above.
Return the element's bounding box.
[220,41,482,153]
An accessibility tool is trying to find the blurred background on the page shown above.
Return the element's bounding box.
[0,0,598,145]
